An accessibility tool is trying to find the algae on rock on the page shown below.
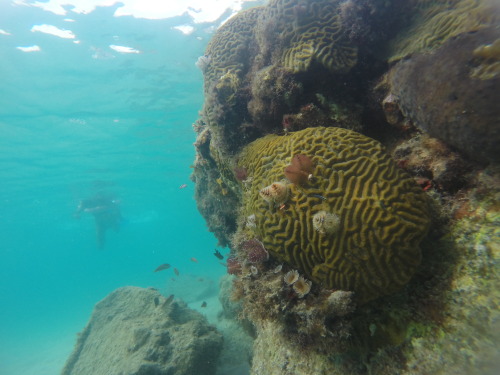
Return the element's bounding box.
[190,1,500,374]
[62,287,223,375]
[385,26,500,162]
[387,0,500,62]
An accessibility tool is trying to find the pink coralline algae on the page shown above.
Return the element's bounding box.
[241,238,269,263]
[282,114,294,132]
[227,257,242,275]
[233,166,248,181]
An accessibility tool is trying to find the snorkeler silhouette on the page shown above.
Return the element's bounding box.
[74,192,123,248]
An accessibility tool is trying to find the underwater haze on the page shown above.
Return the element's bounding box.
[0,1,260,373]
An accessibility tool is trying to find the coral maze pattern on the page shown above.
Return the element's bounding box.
[389,0,498,61]
[238,127,430,303]
[280,0,357,72]
[204,0,358,88]
[204,7,261,89]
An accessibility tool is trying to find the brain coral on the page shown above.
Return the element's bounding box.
[257,0,357,73]
[283,2,357,73]
[237,127,430,303]
[388,0,500,62]
[204,6,262,89]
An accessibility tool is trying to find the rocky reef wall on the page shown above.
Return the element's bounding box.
[191,0,500,374]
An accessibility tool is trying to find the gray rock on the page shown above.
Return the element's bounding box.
[62,286,223,375]
[215,275,254,375]
[387,27,500,163]
[218,275,242,320]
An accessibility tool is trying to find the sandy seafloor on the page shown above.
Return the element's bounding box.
[0,1,261,373]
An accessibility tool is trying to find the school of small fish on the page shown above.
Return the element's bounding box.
[152,250,230,311]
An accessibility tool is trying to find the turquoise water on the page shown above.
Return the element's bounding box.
[0,3,226,373]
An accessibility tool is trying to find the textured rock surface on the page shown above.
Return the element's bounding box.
[238,127,430,303]
[204,7,261,90]
[251,321,341,375]
[62,286,223,375]
[259,0,357,73]
[216,275,254,375]
[387,26,500,162]
[192,1,500,374]
[388,0,500,62]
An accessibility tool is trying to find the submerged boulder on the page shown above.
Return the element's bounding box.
[386,26,500,163]
[62,286,223,375]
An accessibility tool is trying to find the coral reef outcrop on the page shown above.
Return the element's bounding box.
[237,127,430,303]
[387,0,500,62]
[261,0,358,73]
[190,0,500,374]
[62,287,222,375]
[385,26,500,163]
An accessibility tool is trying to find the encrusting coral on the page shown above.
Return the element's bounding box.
[240,238,269,263]
[387,0,500,63]
[271,0,358,73]
[471,38,500,80]
[203,7,261,91]
[238,127,430,303]
[230,262,357,355]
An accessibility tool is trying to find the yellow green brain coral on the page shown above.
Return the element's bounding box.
[204,7,262,88]
[238,127,430,303]
[388,0,500,62]
[280,0,357,73]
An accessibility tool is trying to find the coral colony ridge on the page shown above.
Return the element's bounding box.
[189,0,500,374]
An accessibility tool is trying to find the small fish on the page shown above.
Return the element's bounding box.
[309,194,327,201]
[174,267,180,276]
[179,184,188,189]
[219,261,227,267]
[213,249,224,260]
[201,301,207,308]
[164,294,174,305]
[273,264,283,273]
[154,263,171,272]
[190,257,198,263]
